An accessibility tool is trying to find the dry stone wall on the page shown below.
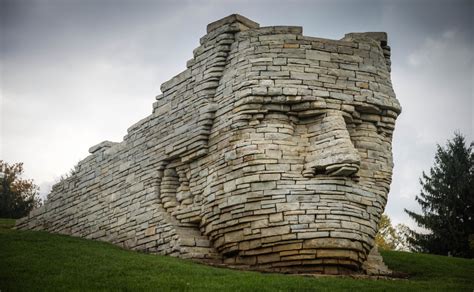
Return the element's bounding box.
[17,14,401,275]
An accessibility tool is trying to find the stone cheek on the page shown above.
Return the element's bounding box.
[16,14,400,275]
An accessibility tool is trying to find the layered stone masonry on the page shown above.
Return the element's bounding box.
[17,14,401,275]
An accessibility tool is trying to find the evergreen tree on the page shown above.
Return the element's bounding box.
[405,133,474,258]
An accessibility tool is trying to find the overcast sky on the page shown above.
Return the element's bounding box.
[1,0,472,228]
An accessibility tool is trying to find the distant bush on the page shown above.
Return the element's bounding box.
[0,160,42,218]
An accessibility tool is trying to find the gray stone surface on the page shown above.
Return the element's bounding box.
[16,14,401,275]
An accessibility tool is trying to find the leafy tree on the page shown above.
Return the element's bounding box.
[405,133,474,258]
[375,214,412,251]
[393,223,412,252]
[376,214,397,250]
[0,160,42,218]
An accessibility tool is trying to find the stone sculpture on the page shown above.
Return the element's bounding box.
[17,14,401,275]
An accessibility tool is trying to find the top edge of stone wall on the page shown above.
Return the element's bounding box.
[207,14,260,33]
[208,14,389,48]
[236,26,303,38]
[89,141,118,154]
[343,32,388,46]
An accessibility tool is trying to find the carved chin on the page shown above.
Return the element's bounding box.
[206,184,387,272]
[202,158,391,272]
[222,237,368,274]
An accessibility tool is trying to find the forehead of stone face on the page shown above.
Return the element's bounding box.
[231,27,401,119]
[146,25,402,163]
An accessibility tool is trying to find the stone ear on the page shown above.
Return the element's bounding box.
[159,101,218,164]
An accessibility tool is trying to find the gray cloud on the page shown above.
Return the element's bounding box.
[387,27,473,227]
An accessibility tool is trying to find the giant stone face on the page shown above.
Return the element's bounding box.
[17,15,400,275]
[159,24,400,273]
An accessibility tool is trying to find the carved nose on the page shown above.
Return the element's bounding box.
[303,111,360,177]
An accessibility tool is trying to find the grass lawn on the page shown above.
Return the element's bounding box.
[1,218,473,291]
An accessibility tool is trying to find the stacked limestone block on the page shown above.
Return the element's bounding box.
[17,14,401,275]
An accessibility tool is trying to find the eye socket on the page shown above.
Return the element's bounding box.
[347,118,394,150]
[376,125,394,139]
[352,104,396,139]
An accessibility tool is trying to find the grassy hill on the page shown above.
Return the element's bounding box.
[1,218,473,291]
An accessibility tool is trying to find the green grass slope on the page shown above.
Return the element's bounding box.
[1,218,473,291]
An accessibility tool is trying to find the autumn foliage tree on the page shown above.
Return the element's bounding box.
[0,160,42,218]
[375,214,411,251]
